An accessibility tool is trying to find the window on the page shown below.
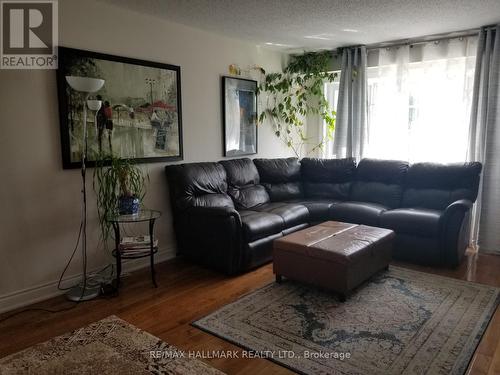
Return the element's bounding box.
[321,75,339,157]
[324,37,477,163]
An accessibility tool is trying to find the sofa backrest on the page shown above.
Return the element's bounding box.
[253,158,303,201]
[351,159,409,208]
[402,162,482,210]
[219,158,270,209]
[165,162,234,212]
[300,158,356,200]
[165,158,482,214]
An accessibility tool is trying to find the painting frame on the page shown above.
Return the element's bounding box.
[57,47,183,169]
[222,76,258,157]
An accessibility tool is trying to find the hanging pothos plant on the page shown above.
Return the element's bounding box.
[258,51,337,157]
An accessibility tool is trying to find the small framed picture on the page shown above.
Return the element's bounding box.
[222,76,258,156]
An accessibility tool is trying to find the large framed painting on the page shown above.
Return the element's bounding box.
[222,76,258,157]
[57,47,183,169]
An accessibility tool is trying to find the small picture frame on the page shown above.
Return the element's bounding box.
[222,76,258,157]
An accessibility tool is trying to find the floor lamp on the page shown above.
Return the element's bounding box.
[65,76,105,301]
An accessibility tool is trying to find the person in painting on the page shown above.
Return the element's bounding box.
[96,95,107,153]
[151,110,161,129]
[103,101,113,153]
[151,110,167,151]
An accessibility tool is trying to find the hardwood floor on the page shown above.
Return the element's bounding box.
[0,250,499,374]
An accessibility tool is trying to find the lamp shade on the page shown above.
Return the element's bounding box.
[65,76,104,93]
[87,99,102,111]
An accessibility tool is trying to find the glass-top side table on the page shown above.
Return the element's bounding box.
[106,209,161,288]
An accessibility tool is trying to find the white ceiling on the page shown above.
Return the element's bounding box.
[99,0,500,51]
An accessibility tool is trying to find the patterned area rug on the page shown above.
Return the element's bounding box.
[0,315,223,374]
[193,266,499,375]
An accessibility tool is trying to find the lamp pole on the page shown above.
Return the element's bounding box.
[64,76,104,302]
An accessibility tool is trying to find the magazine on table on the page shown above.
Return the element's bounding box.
[120,235,158,250]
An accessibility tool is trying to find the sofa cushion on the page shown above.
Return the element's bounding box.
[239,210,284,242]
[330,201,388,227]
[380,208,442,237]
[351,158,409,208]
[219,158,270,209]
[402,162,482,210]
[287,199,340,222]
[301,157,356,200]
[165,162,234,211]
[252,202,309,228]
[253,158,303,201]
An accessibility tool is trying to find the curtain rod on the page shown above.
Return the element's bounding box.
[291,24,497,55]
[364,25,497,51]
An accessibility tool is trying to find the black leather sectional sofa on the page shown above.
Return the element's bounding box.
[165,158,482,275]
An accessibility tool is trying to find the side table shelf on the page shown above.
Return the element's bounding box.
[106,209,161,289]
[111,247,159,259]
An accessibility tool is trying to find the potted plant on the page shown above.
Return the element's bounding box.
[94,154,148,242]
[116,163,141,215]
[258,51,337,156]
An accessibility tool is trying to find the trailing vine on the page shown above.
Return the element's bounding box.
[258,51,337,157]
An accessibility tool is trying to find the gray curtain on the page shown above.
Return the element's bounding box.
[468,25,500,253]
[333,46,367,160]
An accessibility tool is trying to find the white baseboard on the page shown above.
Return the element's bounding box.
[0,247,176,314]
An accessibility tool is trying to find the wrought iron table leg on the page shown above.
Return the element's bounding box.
[113,222,122,288]
[149,218,157,288]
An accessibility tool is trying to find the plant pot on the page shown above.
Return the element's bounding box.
[118,195,140,215]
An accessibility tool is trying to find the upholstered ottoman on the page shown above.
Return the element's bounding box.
[273,221,395,301]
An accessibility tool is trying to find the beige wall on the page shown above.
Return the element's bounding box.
[0,0,292,312]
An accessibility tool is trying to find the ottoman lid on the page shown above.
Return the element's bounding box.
[274,221,394,264]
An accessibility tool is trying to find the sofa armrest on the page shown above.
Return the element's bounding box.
[440,199,473,267]
[445,199,473,214]
[186,206,242,224]
[181,206,243,275]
